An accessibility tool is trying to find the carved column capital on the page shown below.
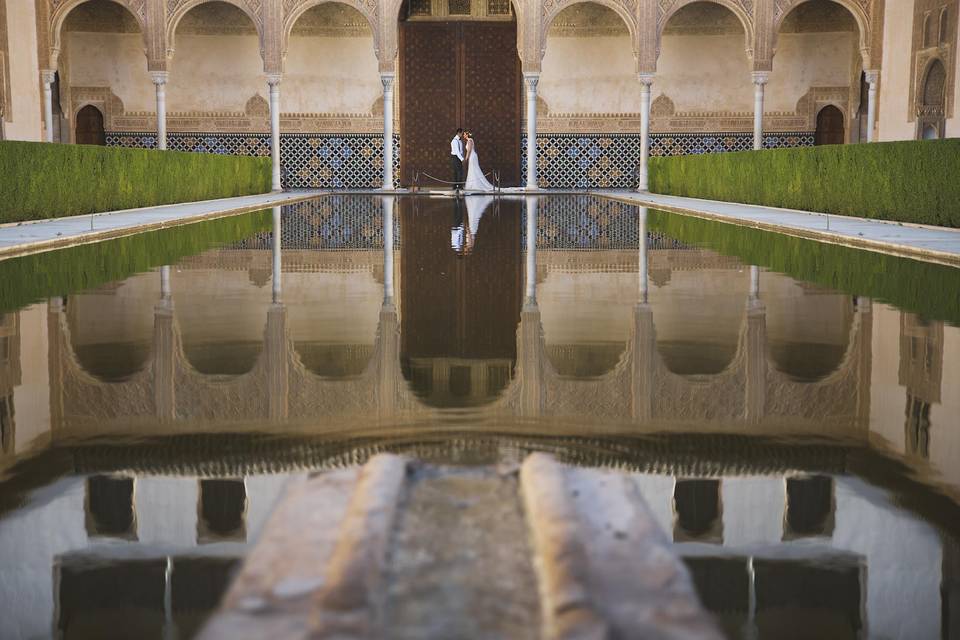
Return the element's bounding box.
[523,72,540,91]
[751,71,769,85]
[864,69,879,85]
[41,69,56,85]
[638,72,655,87]
[380,72,396,91]
[150,70,169,86]
[266,73,282,87]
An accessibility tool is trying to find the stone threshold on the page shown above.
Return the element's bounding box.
[603,191,960,269]
[198,453,721,640]
[0,190,326,262]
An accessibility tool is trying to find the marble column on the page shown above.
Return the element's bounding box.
[381,73,395,189]
[752,71,769,151]
[637,74,653,191]
[267,75,282,191]
[749,265,760,300]
[42,70,55,143]
[639,207,649,303]
[865,70,879,143]
[160,265,172,301]
[151,72,168,150]
[523,73,540,190]
[272,206,282,303]
[383,197,395,304]
[525,197,538,306]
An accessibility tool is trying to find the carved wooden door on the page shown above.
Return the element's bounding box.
[399,21,520,186]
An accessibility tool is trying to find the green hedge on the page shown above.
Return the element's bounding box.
[646,208,960,326]
[0,209,271,313]
[0,141,271,223]
[649,139,960,227]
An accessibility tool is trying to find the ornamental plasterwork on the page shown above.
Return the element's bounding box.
[908,0,957,122]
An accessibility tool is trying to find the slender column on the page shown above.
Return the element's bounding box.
[865,70,879,143]
[523,73,540,189]
[151,72,168,150]
[525,197,538,305]
[752,72,769,151]
[639,207,649,303]
[42,70,56,143]
[383,197,395,304]
[267,75,282,191]
[637,73,654,191]
[271,206,282,303]
[160,265,172,301]
[381,73,395,189]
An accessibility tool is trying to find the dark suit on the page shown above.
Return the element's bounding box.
[451,154,464,190]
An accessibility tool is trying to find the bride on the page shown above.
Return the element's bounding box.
[462,131,496,192]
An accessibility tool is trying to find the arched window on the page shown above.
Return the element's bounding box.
[918,59,946,140]
[814,105,845,146]
[924,11,937,47]
[939,7,950,45]
[75,105,106,146]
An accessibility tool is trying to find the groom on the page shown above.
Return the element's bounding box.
[450,128,465,192]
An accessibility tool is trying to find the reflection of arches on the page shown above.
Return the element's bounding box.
[814,104,844,146]
[766,287,853,383]
[66,281,155,382]
[75,105,106,146]
[917,59,946,140]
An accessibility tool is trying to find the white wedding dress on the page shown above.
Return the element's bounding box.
[464,140,495,191]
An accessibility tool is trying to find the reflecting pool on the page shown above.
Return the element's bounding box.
[0,195,958,639]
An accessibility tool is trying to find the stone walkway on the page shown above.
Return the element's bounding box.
[0,190,324,260]
[605,191,960,268]
[198,454,722,640]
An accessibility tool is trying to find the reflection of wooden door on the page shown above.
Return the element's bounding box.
[75,105,106,146]
[400,21,520,186]
[814,105,844,146]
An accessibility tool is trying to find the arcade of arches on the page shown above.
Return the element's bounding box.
[0,0,956,188]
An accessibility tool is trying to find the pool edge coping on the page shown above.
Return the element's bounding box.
[599,191,960,269]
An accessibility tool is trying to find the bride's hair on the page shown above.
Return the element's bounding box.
[464,131,472,139]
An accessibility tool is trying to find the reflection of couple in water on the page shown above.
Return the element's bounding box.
[450,195,495,254]
[450,128,495,192]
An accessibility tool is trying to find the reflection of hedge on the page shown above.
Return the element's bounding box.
[646,209,960,326]
[649,139,960,227]
[0,210,271,313]
[0,141,271,223]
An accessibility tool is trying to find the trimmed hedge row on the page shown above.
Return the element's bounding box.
[0,141,271,223]
[646,208,960,326]
[0,209,271,313]
[648,139,960,228]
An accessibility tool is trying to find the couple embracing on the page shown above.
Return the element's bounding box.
[450,128,495,192]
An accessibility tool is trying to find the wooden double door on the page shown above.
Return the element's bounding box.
[399,21,521,187]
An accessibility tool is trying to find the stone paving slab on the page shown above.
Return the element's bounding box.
[0,190,326,261]
[604,191,960,268]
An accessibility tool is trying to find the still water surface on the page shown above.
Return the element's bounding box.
[0,195,958,639]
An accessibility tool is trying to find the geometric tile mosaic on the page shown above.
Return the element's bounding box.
[107,132,400,189]
[522,132,814,189]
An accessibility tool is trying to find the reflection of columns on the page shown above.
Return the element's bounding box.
[523,73,540,189]
[752,72,768,151]
[271,206,282,303]
[638,74,653,191]
[267,75,282,191]
[865,70,879,143]
[383,198,395,303]
[639,207,649,303]
[42,70,55,143]
[151,72,168,150]
[524,197,538,306]
[155,268,175,422]
[854,296,873,426]
[381,73,395,189]
[631,303,655,423]
[266,303,288,422]
[745,268,765,424]
[47,298,66,430]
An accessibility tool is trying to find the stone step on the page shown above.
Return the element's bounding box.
[198,453,722,640]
